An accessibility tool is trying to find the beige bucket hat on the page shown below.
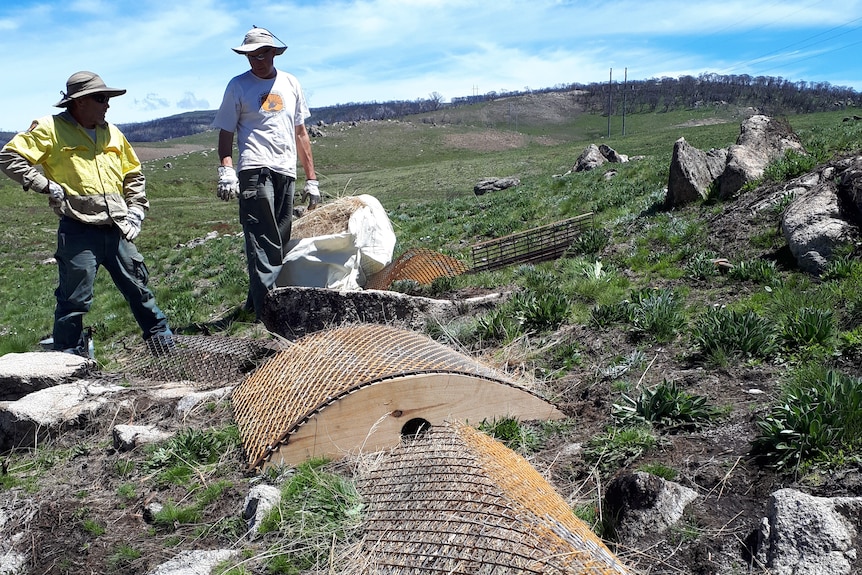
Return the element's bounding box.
[54,71,126,107]
[232,26,287,55]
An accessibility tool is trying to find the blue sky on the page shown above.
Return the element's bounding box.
[1,0,860,131]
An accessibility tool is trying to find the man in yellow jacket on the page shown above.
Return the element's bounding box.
[0,71,172,356]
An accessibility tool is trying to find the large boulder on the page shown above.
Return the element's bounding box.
[666,137,728,205]
[780,157,862,274]
[574,143,607,172]
[717,115,806,199]
[0,351,95,401]
[665,115,806,207]
[752,488,862,575]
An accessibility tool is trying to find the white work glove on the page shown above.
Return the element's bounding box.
[217,166,239,201]
[46,181,65,208]
[302,179,320,210]
[124,206,145,241]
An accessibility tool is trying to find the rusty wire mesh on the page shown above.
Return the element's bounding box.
[364,248,468,290]
[342,420,632,575]
[120,334,279,389]
[232,324,528,469]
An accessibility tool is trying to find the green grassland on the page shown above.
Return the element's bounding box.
[2,95,862,573]
[0,102,859,357]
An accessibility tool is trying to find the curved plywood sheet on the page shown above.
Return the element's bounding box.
[343,420,632,575]
[231,324,564,469]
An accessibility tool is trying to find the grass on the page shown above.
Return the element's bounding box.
[2,98,862,571]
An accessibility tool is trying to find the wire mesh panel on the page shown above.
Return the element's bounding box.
[344,420,632,575]
[365,248,469,290]
[121,334,278,389]
[232,324,564,469]
[470,212,594,273]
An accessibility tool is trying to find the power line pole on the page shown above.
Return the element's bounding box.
[622,67,627,136]
[607,68,612,138]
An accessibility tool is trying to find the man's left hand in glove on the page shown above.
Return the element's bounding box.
[302,179,320,210]
[124,206,145,241]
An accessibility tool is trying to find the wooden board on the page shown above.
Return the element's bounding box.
[263,373,566,468]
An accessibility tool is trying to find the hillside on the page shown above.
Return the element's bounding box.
[2,70,851,144]
[0,92,860,575]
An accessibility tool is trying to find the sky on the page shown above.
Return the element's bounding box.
[1,0,861,131]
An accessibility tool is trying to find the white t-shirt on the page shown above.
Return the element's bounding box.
[213,69,311,177]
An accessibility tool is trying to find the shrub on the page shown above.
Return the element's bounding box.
[590,301,629,328]
[752,369,862,473]
[569,227,609,256]
[478,416,543,453]
[613,379,719,430]
[691,307,779,363]
[583,426,658,474]
[728,258,779,284]
[627,287,686,342]
[762,149,817,183]
[780,307,835,350]
[685,251,719,280]
[476,289,571,342]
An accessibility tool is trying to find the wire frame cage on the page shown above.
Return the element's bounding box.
[365,248,469,290]
[231,324,564,470]
[120,334,278,389]
[470,212,594,273]
[343,420,632,575]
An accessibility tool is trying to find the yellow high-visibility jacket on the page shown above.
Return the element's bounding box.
[0,111,147,233]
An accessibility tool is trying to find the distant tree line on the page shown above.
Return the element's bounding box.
[3,73,856,145]
[573,73,860,116]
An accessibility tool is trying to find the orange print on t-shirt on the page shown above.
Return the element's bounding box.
[260,93,285,114]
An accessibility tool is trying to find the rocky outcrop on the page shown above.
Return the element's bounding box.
[666,115,806,207]
[666,137,727,205]
[573,143,628,172]
[751,488,862,575]
[0,351,95,401]
[718,115,806,199]
[473,177,520,195]
[779,157,862,274]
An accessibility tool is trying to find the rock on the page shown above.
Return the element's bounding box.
[666,137,727,206]
[781,179,859,274]
[243,484,282,538]
[112,424,174,452]
[143,502,164,524]
[146,549,238,575]
[0,351,95,401]
[175,387,233,418]
[603,471,698,544]
[838,157,862,218]
[0,380,128,451]
[754,488,862,575]
[717,115,806,199]
[473,177,520,195]
[665,115,807,207]
[574,143,607,172]
[598,144,627,163]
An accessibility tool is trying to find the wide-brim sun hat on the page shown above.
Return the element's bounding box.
[232,26,287,55]
[54,71,126,107]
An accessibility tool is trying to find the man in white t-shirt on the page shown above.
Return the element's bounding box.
[213,26,320,320]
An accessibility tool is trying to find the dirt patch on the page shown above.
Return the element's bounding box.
[675,118,733,128]
[132,143,211,162]
[443,130,558,152]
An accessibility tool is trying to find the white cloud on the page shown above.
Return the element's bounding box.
[0,0,860,130]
